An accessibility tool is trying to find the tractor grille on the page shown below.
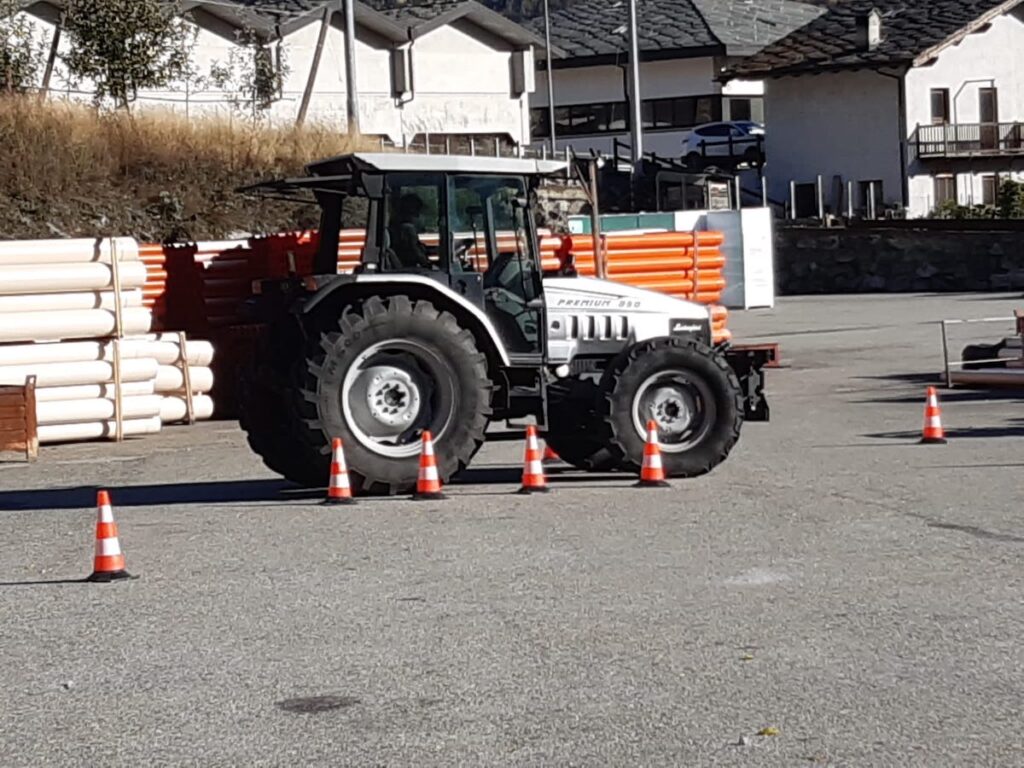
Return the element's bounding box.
[566,314,630,341]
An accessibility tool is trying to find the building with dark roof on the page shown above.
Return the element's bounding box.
[10,0,547,149]
[524,0,823,158]
[724,0,1024,218]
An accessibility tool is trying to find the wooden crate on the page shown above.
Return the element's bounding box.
[0,376,38,461]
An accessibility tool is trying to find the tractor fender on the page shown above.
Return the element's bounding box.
[300,273,512,367]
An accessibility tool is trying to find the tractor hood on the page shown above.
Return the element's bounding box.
[543,276,712,364]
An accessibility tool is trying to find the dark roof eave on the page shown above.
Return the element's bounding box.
[722,58,914,81]
[548,44,724,69]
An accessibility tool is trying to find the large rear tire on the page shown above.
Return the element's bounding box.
[238,323,327,487]
[300,295,492,495]
[595,337,744,477]
[544,377,619,472]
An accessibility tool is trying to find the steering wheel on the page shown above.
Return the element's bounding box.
[453,237,477,270]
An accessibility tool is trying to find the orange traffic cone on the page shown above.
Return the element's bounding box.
[635,420,671,488]
[323,438,355,505]
[542,443,560,463]
[921,386,948,444]
[413,431,445,500]
[518,425,549,494]
[87,490,133,582]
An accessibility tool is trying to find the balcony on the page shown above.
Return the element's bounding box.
[913,122,1024,159]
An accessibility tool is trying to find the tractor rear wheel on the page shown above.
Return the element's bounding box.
[238,323,327,487]
[300,295,492,495]
[544,377,618,472]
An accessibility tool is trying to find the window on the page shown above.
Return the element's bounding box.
[982,174,998,206]
[729,97,752,121]
[726,96,764,123]
[531,101,629,138]
[642,95,723,130]
[530,95,723,138]
[450,175,541,354]
[383,174,445,272]
[933,175,957,206]
[930,88,950,125]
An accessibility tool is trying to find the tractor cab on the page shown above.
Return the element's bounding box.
[251,153,568,363]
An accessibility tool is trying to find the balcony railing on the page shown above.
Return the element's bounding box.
[914,122,1024,158]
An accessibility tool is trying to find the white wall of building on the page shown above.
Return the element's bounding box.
[531,56,762,158]
[394,20,533,146]
[763,70,902,212]
[13,7,534,147]
[904,8,1024,216]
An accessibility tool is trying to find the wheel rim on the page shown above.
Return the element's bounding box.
[631,369,716,453]
[341,340,457,458]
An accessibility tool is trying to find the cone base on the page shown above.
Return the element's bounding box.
[517,485,549,494]
[634,478,671,488]
[412,491,446,501]
[321,495,355,505]
[920,436,948,444]
[86,569,134,583]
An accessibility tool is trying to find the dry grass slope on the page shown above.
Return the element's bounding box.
[0,97,372,241]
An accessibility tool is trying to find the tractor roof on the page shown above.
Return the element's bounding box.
[306,152,569,177]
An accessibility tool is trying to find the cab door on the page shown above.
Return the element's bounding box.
[448,174,544,360]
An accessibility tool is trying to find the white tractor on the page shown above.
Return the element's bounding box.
[239,153,770,494]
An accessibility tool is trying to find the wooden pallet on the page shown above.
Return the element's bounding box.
[0,376,38,461]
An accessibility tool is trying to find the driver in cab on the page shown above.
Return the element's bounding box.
[389,193,435,270]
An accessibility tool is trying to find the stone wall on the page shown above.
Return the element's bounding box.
[537,181,590,234]
[777,225,1024,294]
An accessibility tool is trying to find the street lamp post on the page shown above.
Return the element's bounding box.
[627,0,643,171]
[543,0,557,156]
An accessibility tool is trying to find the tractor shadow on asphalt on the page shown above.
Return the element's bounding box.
[0,479,320,512]
[0,467,633,511]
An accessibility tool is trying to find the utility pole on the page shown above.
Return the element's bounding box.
[344,0,359,135]
[627,0,643,171]
[542,0,557,155]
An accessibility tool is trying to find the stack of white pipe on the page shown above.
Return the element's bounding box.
[0,238,215,445]
[0,237,151,343]
[146,333,215,423]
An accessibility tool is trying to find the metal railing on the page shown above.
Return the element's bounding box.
[939,314,1023,388]
[913,122,1024,158]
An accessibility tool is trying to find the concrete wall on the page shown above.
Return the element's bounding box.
[531,56,762,157]
[905,8,1024,215]
[764,70,903,213]
[776,225,1024,294]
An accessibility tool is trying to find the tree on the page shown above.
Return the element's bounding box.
[62,0,195,109]
[0,0,48,93]
[207,29,288,117]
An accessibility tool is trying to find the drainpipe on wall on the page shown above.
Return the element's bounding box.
[343,0,359,136]
[878,67,910,211]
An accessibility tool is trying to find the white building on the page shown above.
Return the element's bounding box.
[9,0,545,150]
[728,0,1024,218]
[526,0,823,159]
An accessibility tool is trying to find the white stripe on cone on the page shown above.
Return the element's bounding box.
[98,504,113,523]
[927,416,942,427]
[645,453,663,470]
[96,538,122,556]
[330,474,350,490]
[423,441,435,456]
[526,459,543,475]
[420,466,439,481]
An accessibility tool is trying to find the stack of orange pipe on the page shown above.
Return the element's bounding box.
[143,227,730,341]
[138,243,168,326]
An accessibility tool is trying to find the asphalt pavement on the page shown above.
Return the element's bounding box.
[1,293,1023,766]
